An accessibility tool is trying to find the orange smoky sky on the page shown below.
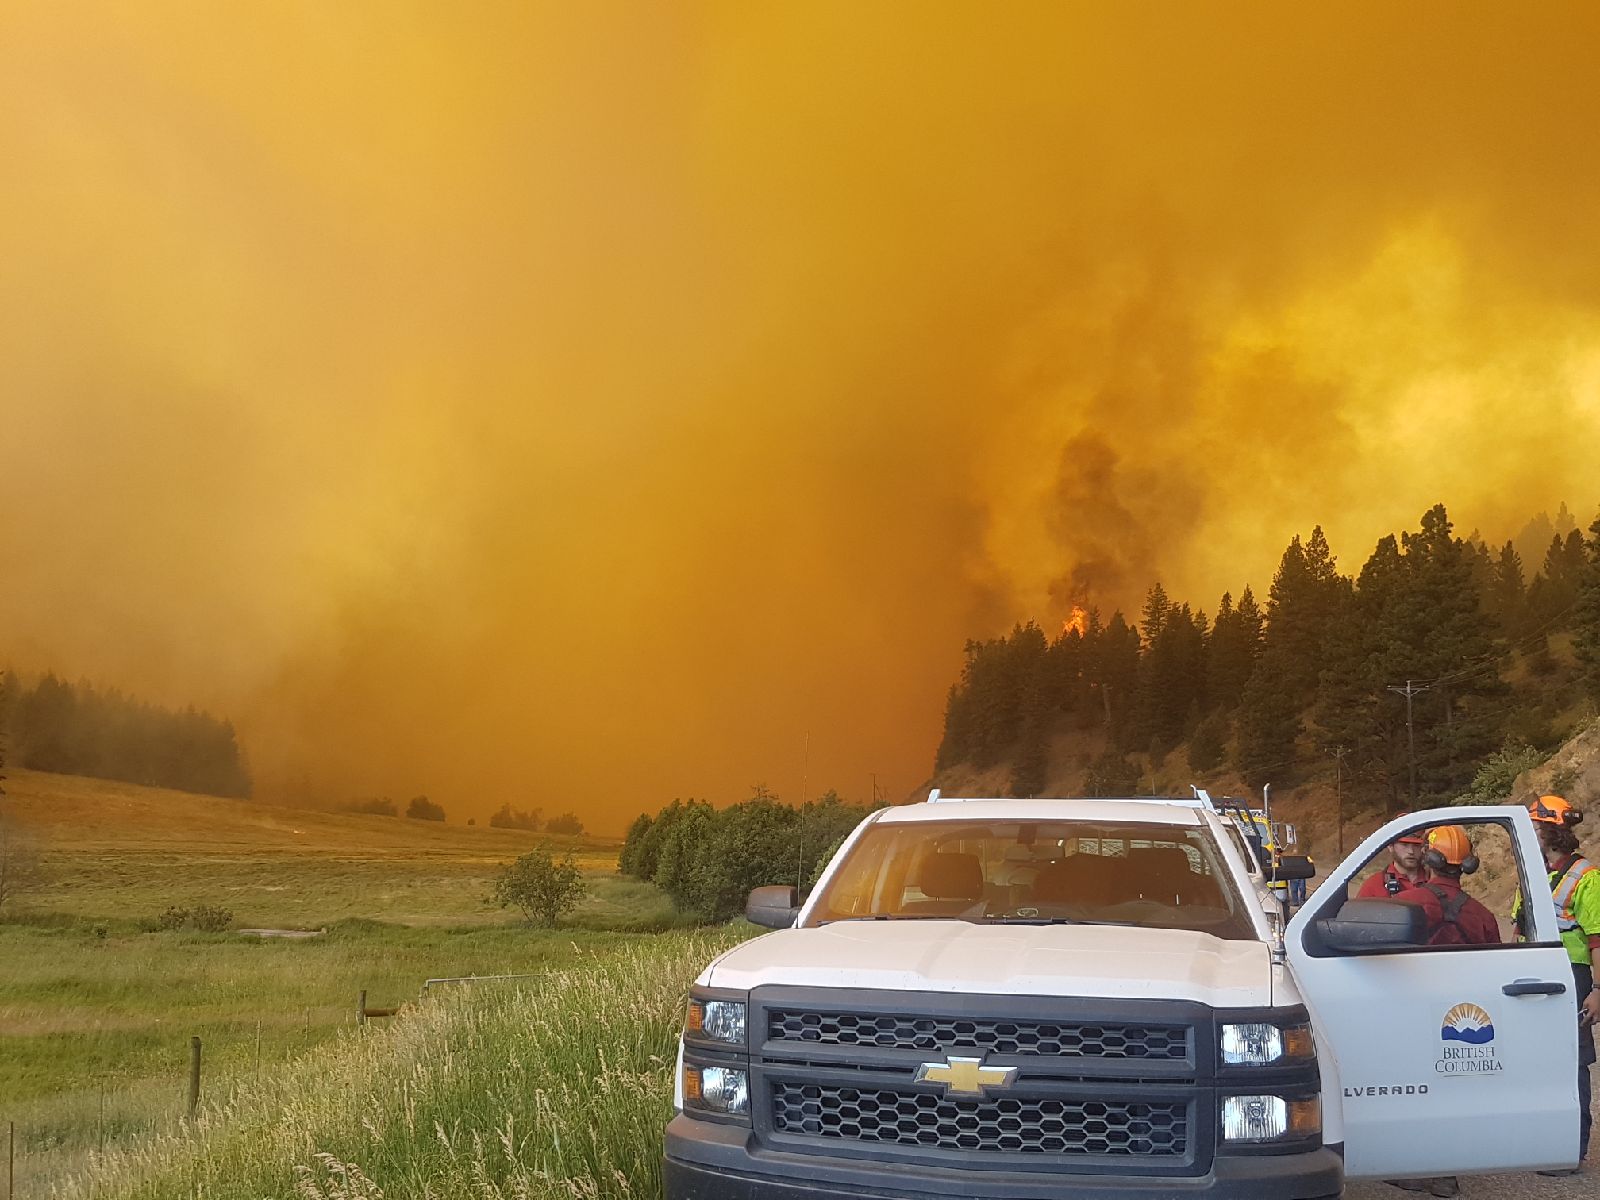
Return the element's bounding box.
[3,3,1600,830]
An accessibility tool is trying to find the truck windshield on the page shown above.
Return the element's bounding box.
[807,819,1255,940]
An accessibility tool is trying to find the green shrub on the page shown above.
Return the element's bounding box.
[188,904,233,933]
[493,848,587,926]
[1458,742,1545,805]
[152,905,234,933]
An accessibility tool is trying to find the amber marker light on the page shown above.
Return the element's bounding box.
[1282,1024,1316,1062]
[1288,1095,1322,1137]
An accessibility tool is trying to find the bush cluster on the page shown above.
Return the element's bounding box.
[153,904,233,933]
[619,789,880,922]
[405,795,446,822]
[489,804,542,830]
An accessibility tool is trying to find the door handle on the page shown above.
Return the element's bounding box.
[1502,979,1567,997]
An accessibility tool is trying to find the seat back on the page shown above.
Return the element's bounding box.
[902,852,984,913]
[1032,853,1118,906]
[1126,846,1217,906]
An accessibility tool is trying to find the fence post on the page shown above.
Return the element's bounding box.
[8,1119,14,1200]
[187,1036,202,1120]
[357,989,367,1027]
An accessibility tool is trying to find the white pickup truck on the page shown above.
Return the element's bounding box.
[665,795,1584,1199]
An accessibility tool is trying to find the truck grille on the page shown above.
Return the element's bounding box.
[771,1083,1188,1157]
[767,1010,1189,1060]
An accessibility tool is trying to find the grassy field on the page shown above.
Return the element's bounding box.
[49,928,748,1200]
[0,769,691,1194]
[4,769,633,927]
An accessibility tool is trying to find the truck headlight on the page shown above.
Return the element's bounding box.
[686,998,747,1046]
[1221,1094,1320,1142]
[1220,1022,1314,1066]
[683,1064,750,1115]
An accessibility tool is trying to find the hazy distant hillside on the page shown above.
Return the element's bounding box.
[0,671,250,797]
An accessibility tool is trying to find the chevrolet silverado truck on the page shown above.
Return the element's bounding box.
[665,795,1583,1198]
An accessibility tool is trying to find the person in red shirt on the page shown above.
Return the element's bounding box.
[1394,825,1501,947]
[1357,829,1430,899]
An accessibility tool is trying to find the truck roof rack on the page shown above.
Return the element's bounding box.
[921,791,1218,808]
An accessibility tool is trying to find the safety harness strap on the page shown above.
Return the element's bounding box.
[1422,882,1471,927]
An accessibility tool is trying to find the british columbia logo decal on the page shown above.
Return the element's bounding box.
[1436,1003,1500,1076]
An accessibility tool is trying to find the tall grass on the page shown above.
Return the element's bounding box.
[53,927,749,1200]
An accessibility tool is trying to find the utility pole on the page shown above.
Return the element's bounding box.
[1386,681,1430,810]
[796,731,810,889]
[1329,746,1349,857]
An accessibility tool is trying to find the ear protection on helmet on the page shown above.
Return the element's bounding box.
[1422,846,1480,875]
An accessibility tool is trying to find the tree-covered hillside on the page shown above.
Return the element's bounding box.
[0,671,251,798]
[935,503,1600,814]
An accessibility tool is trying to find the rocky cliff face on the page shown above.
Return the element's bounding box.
[1512,716,1600,813]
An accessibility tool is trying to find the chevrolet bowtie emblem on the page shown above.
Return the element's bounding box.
[914,1055,1018,1097]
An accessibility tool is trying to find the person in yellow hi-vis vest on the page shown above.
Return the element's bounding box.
[1513,795,1599,1174]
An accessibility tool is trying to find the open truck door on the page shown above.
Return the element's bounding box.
[1286,804,1581,1179]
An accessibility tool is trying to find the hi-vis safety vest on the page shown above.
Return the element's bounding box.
[1551,856,1596,934]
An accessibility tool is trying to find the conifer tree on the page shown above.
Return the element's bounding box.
[1140,582,1172,650]
[1098,612,1142,748]
[1234,531,1345,784]
[1399,505,1502,800]
[1573,515,1600,703]
[1207,588,1263,710]
[1313,534,1407,808]
[1489,540,1526,641]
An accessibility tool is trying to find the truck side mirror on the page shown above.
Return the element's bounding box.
[746,886,800,928]
[1272,854,1316,881]
[1316,898,1429,952]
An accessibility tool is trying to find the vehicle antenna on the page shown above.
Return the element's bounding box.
[797,730,810,890]
[1261,782,1284,1009]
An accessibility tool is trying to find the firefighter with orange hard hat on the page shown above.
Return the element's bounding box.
[1513,794,1598,1173]
[1393,826,1500,947]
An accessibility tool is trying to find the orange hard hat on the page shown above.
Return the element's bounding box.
[1528,795,1583,827]
[1426,825,1474,867]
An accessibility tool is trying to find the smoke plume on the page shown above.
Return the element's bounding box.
[3,3,1600,827]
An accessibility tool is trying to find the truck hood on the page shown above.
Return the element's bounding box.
[706,921,1276,1007]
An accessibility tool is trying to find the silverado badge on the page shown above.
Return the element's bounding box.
[914,1055,1018,1097]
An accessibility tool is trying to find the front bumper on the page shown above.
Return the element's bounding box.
[665,1115,1344,1200]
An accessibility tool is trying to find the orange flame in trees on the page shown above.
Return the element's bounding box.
[1061,606,1089,637]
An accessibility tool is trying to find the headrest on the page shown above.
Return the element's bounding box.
[914,852,984,901]
[1130,846,1193,876]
